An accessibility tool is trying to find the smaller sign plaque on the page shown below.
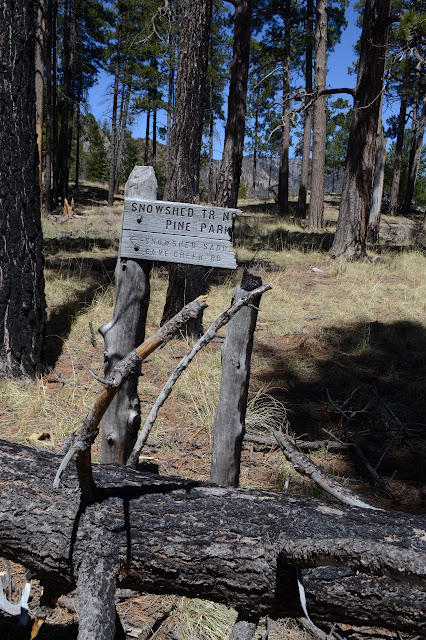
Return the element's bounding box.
[120,198,241,269]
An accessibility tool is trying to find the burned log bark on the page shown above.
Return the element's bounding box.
[0,439,425,635]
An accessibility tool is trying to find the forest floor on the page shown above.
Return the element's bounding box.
[0,183,425,639]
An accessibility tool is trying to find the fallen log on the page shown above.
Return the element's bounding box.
[0,439,425,637]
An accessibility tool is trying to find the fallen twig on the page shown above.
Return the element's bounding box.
[244,433,351,452]
[127,285,271,468]
[54,296,209,500]
[273,430,380,510]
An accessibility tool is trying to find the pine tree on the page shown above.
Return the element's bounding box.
[0,0,47,378]
[330,0,392,260]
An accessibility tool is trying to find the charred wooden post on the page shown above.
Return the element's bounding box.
[210,270,263,487]
[55,296,209,500]
[99,166,156,464]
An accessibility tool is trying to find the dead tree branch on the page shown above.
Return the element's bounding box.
[54,296,208,500]
[127,285,271,468]
[273,430,379,510]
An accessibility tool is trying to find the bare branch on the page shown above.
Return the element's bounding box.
[54,296,209,500]
[127,285,271,468]
[273,430,380,510]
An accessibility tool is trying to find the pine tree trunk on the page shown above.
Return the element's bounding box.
[44,0,53,211]
[165,39,175,185]
[52,0,58,208]
[330,0,391,259]
[368,132,386,243]
[75,84,82,189]
[115,83,131,192]
[208,72,215,203]
[144,109,151,165]
[389,92,407,217]
[153,107,157,167]
[297,0,314,219]
[215,0,253,209]
[0,0,47,378]
[253,91,259,193]
[35,0,46,196]
[161,0,213,337]
[108,12,122,207]
[57,0,71,203]
[278,0,291,217]
[403,93,426,212]
[308,0,327,230]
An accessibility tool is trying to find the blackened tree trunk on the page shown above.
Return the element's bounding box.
[403,93,426,212]
[0,440,425,638]
[35,0,46,196]
[330,0,391,259]
[308,0,328,230]
[297,0,314,219]
[0,0,47,378]
[215,0,253,209]
[52,0,58,208]
[161,0,213,337]
[278,0,291,217]
[56,0,72,204]
[389,91,407,216]
[44,0,53,211]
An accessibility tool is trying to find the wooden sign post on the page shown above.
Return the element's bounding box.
[100,167,241,465]
[119,198,241,268]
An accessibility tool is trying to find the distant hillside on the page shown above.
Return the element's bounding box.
[200,156,344,200]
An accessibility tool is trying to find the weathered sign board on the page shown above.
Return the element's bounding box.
[120,198,242,268]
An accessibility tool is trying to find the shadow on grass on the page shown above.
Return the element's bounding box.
[68,183,110,208]
[234,217,334,253]
[45,267,114,367]
[256,319,426,489]
[44,236,118,256]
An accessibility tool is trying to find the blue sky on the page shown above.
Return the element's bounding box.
[87,1,398,159]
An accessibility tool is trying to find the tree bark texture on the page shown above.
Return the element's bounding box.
[403,93,426,211]
[210,272,262,487]
[388,92,407,217]
[368,132,386,243]
[215,0,253,209]
[35,0,46,194]
[330,0,391,259]
[0,440,425,635]
[99,167,156,464]
[0,0,47,378]
[161,0,212,336]
[44,0,53,211]
[278,0,291,217]
[108,9,122,207]
[308,0,328,230]
[297,0,314,220]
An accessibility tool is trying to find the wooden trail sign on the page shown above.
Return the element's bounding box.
[120,198,241,268]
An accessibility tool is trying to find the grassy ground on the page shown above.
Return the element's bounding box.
[0,183,425,639]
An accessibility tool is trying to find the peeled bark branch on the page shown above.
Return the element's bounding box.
[127,285,271,468]
[0,440,425,635]
[54,296,208,499]
[273,430,378,510]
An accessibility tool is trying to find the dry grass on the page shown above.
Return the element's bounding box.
[1,184,425,638]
